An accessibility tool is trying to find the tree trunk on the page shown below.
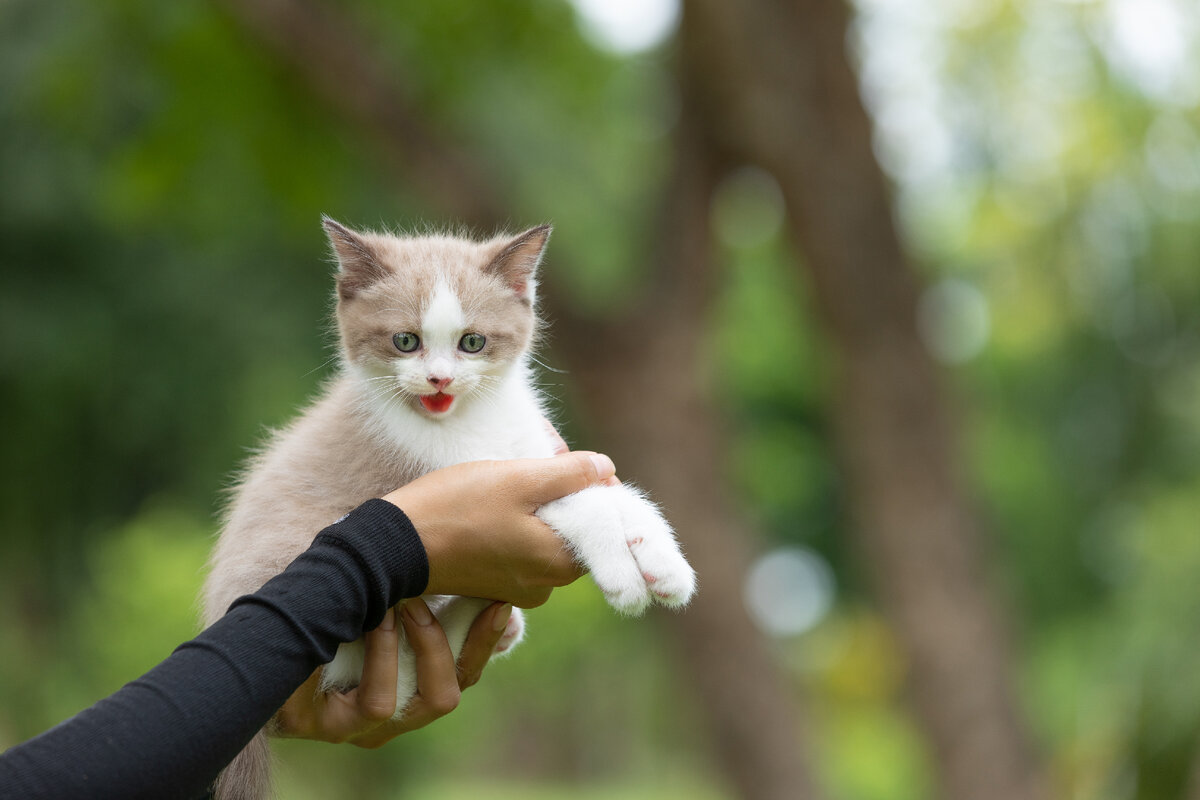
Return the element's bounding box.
[218,1,823,797]
[552,104,822,800]
[1188,748,1200,800]
[680,1,1047,799]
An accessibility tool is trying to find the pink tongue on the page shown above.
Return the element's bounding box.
[420,393,454,413]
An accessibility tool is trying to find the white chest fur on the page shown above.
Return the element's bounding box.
[351,359,556,468]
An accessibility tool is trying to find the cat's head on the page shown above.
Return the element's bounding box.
[323,217,550,419]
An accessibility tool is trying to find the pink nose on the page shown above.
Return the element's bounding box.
[427,376,452,391]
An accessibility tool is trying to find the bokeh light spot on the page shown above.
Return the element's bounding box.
[744,546,835,638]
[918,278,991,364]
[570,0,680,54]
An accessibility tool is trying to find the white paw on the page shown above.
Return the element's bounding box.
[592,558,654,616]
[493,607,525,655]
[538,494,652,615]
[616,490,697,609]
[537,485,696,616]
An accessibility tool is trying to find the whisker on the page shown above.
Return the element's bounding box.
[359,379,414,408]
[529,355,568,375]
[301,354,342,379]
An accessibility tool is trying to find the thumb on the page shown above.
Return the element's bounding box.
[518,451,615,506]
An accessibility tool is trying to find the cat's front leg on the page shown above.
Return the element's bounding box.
[424,595,526,660]
[321,597,524,722]
[537,484,696,615]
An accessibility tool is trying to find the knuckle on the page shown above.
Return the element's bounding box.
[515,585,553,609]
[552,566,580,586]
[360,698,397,722]
[578,459,596,484]
[427,688,461,716]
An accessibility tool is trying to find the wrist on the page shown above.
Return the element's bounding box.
[319,498,431,607]
[380,487,448,595]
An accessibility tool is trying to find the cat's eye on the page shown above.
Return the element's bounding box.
[459,333,486,353]
[393,332,421,353]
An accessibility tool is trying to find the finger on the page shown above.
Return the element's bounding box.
[274,668,324,738]
[355,607,401,722]
[517,451,616,507]
[456,603,509,689]
[542,418,570,455]
[400,599,461,722]
[517,534,586,595]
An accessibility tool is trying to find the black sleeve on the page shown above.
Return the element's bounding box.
[0,498,429,800]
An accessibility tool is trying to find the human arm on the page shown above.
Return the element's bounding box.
[0,499,423,800]
[0,451,614,800]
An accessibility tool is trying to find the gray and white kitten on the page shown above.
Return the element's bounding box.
[203,219,696,800]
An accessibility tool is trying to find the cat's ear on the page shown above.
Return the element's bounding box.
[484,224,552,303]
[323,216,390,301]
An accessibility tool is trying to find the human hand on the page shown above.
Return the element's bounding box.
[383,450,615,606]
[274,598,513,747]
[542,419,620,486]
[543,418,571,455]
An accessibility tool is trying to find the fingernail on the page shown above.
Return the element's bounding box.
[379,608,396,631]
[492,603,513,632]
[589,453,615,480]
[404,598,433,626]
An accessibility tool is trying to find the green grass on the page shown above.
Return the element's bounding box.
[271,773,731,800]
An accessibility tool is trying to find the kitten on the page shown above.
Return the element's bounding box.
[203,218,696,800]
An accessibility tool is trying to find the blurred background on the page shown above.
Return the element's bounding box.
[2,0,1200,798]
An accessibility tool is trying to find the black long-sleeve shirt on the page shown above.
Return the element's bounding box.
[0,498,428,800]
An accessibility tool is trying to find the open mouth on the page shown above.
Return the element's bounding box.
[419,392,455,414]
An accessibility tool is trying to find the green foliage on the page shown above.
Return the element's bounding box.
[3,0,1200,797]
[0,500,211,743]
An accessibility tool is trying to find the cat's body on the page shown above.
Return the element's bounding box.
[203,219,695,800]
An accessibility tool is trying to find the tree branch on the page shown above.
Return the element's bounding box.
[215,0,504,228]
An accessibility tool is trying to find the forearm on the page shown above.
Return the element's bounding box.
[0,499,427,800]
